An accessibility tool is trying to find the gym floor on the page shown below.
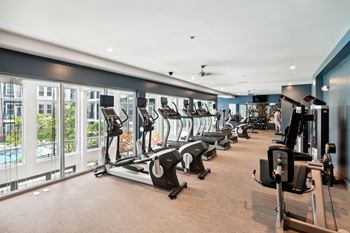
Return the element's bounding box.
[1,131,349,233]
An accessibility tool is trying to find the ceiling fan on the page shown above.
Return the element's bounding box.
[199,65,216,77]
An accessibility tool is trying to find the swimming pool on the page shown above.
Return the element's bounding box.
[0,149,22,164]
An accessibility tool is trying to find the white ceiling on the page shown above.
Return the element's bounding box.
[0,0,350,95]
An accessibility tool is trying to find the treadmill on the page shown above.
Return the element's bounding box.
[196,102,238,143]
[157,97,217,160]
[183,100,231,151]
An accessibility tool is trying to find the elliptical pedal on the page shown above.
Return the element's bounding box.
[197,168,211,180]
[168,182,187,199]
[123,165,144,172]
[94,165,107,177]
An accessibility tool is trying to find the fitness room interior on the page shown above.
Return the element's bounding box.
[1,1,350,233]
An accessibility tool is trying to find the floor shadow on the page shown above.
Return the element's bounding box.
[251,190,310,233]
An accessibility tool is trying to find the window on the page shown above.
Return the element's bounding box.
[46,87,52,97]
[14,85,21,98]
[15,105,22,117]
[64,88,77,154]
[36,85,58,160]
[5,102,14,115]
[0,81,23,169]
[38,104,44,114]
[0,78,139,196]
[46,104,52,114]
[86,90,102,149]
[5,83,14,96]
[239,104,247,118]
[38,86,45,96]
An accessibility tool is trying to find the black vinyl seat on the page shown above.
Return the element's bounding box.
[259,159,308,194]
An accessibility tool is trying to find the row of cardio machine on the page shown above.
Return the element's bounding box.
[253,95,348,233]
[156,97,235,156]
[93,95,237,199]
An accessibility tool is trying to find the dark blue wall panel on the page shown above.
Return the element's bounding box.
[322,53,350,182]
[313,28,350,185]
[0,48,217,101]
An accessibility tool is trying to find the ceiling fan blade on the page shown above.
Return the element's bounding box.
[204,72,221,76]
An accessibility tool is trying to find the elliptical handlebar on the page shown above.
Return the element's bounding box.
[303,95,327,106]
[191,103,197,111]
[118,108,129,128]
[150,109,159,122]
[280,94,302,107]
[172,101,179,114]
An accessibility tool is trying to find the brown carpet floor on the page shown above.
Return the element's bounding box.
[0,130,349,233]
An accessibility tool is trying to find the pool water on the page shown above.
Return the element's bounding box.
[0,149,22,164]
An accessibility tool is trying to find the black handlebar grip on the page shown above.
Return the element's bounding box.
[275,174,281,184]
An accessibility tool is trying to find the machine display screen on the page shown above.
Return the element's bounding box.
[100,95,114,107]
[137,97,147,108]
[252,95,267,103]
[161,97,168,106]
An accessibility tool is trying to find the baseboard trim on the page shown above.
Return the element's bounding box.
[0,169,92,201]
[345,178,350,192]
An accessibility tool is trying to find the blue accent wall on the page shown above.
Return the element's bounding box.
[217,94,280,113]
[322,54,350,184]
[314,28,350,186]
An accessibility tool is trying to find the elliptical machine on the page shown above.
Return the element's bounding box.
[225,111,251,139]
[157,97,211,179]
[135,97,161,158]
[94,95,187,199]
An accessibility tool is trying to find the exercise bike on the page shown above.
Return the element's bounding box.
[94,95,187,199]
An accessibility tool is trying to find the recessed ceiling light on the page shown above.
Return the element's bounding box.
[288,83,292,86]
[220,88,224,91]
[290,65,296,70]
[106,48,114,53]
[191,76,195,80]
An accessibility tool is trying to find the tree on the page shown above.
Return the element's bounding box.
[87,121,100,148]
[37,113,56,143]
[5,117,22,146]
[36,102,77,154]
[64,102,76,153]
